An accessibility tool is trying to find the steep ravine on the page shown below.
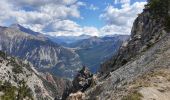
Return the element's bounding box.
[68,35,129,72]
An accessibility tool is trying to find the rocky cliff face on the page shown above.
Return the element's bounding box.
[0,25,82,78]
[66,0,170,99]
[100,5,168,75]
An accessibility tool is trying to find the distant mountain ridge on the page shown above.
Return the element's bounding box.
[44,28,129,73]
[0,24,128,78]
[68,35,129,48]
[48,34,91,45]
[0,25,82,79]
[66,35,129,72]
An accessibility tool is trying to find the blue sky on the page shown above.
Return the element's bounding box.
[76,0,146,28]
[0,0,146,36]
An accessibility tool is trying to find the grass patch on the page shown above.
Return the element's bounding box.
[148,70,167,77]
[121,91,143,100]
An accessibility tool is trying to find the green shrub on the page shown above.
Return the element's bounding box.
[10,59,23,74]
[121,59,128,66]
[147,0,169,16]
[146,0,170,31]
[12,64,23,74]
[0,81,17,100]
[0,81,33,100]
[165,16,170,31]
[17,80,33,100]
[0,51,6,59]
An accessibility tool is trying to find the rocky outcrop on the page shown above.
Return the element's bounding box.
[0,25,82,78]
[0,51,53,99]
[72,66,94,92]
[62,66,96,100]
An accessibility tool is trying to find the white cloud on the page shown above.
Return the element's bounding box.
[0,0,146,36]
[7,0,77,8]
[100,1,146,35]
[47,20,81,32]
[0,0,99,36]
[114,0,130,4]
[89,4,99,11]
[0,0,84,31]
[83,27,99,36]
[44,20,99,36]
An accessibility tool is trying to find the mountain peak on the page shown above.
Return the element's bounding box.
[10,23,40,35]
